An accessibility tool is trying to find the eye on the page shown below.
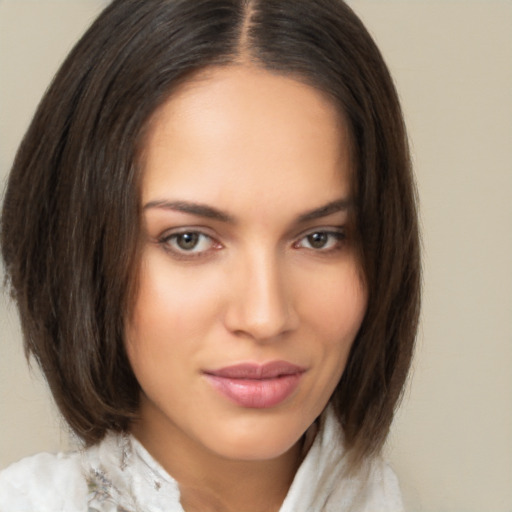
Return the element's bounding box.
[294,230,345,251]
[159,230,220,256]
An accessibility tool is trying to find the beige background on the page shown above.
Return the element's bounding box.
[1,1,511,510]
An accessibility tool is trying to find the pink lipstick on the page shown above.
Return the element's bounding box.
[203,361,306,408]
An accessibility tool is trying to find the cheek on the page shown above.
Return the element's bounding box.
[334,276,366,340]
[130,254,221,334]
[288,263,367,420]
[306,265,367,383]
[124,253,225,377]
[300,262,367,344]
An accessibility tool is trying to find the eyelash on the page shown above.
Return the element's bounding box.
[157,227,346,260]
[158,230,222,260]
[292,229,346,252]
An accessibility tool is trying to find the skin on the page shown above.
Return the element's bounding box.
[125,64,367,512]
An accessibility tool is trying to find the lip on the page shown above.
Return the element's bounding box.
[203,361,306,409]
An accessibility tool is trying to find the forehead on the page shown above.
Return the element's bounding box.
[141,65,352,215]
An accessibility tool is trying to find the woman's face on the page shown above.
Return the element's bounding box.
[125,65,367,462]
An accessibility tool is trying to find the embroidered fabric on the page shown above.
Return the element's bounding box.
[0,408,404,512]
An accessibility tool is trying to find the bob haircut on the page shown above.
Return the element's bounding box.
[1,0,420,465]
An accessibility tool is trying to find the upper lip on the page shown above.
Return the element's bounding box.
[204,361,307,380]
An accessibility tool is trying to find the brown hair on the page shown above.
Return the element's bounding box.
[1,0,420,465]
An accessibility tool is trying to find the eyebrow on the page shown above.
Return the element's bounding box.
[143,197,352,224]
[296,198,352,223]
[144,200,235,223]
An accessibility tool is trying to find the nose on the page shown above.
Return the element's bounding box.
[223,250,298,342]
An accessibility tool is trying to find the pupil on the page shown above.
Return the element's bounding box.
[177,233,199,250]
[308,232,327,248]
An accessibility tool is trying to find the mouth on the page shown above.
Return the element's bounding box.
[202,361,307,409]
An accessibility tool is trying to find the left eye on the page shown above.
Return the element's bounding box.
[163,231,215,254]
[294,231,345,251]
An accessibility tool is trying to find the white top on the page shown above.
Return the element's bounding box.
[0,410,404,511]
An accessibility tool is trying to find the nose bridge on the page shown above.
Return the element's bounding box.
[225,245,295,341]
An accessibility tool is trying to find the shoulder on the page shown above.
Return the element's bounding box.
[283,407,405,512]
[0,449,87,512]
[324,455,405,512]
[318,409,404,511]
[0,433,182,512]
[360,456,405,511]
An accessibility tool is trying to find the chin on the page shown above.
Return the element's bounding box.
[211,436,299,462]
[200,413,309,462]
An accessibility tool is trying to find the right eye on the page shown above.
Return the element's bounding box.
[159,230,221,258]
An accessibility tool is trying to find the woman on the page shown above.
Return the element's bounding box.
[0,0,420,510]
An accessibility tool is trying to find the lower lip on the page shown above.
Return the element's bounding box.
[204,373,303,408]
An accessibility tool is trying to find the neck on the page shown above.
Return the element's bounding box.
[130,404,304,512]
[177,446,302,512]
